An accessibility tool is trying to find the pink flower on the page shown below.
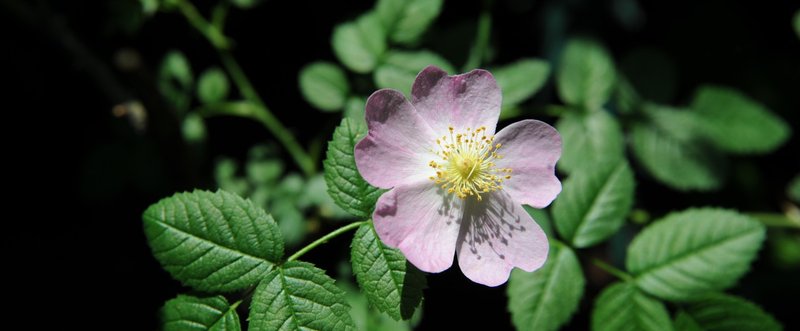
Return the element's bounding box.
[355,66,562,286]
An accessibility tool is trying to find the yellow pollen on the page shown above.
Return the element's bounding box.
[429,125,512,201]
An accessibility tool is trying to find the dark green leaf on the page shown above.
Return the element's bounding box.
[299,62,350,112]
[197,67,230,104]
[373,50,454,97]
[249,261,356,331]
[674,293,783,331]
[507,242,585,331]
[630,104,725,191]
[332,12,386,74]
[493,59,550,107]
[627,208,765,301]
[324,118,386,218]
[690,85,790,154]
[143,190,284,292]
[556,110,625,173]
[351,223,426,320]
[162,295,241,331]
[591,282,673,331]
[376,0,443,44]
[553,159,635,248]
[557,38,616,110]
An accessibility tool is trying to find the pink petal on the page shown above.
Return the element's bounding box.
[373,180,464,273]
[411,66,502,135]
[494,120,562,208]
[456,190,549,287]
[355,89,438,188]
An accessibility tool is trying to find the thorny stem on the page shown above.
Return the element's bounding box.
[592,258,634,282]
[176,0,315,176]
[286,221,368,262]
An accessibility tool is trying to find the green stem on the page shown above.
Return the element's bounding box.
[211,1,230,30]
[462,10,492,71]
[592,258,634,282]
[176,0,315,176]
[287,221,367,262]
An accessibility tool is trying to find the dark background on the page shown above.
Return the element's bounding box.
[5,0,799,329]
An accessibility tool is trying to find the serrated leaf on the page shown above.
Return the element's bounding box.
[332,12,386,74]
[557,38,616,111]
[376,0,443,45]
[630,104,725,191]
[373,50,454,97]
[324,118,385,218]
[493,58,550,106]
[553,159,635,248]
[591,282,672,331]
[197,67,230,104]
[674,293,783,331]
[143,190,284,292]
[507,242,585,331]
[626,208,766,301]
[351,223,426,320]
[249,261,356,331]
[690,85,790,154]
[162,295,241,331]
[299,62,350,112]
[556,110,625,173]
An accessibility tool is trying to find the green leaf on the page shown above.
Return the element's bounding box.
[507,242,585,331]
[788,174,800,204]
[373,50,454,97]
[626,208,766,301]
[614,74,642,115]
[142,190,284,292]
[159,50,193,111]
[689,85,791,154]
[591,282,673,331]
[376,0,443,45]
[324,118,386,218]
[343,96,367,125]
[674,293,783,331]
[162,295,241,331]
[553,159,635,248]
[524,206,554,238]
[249,261,356,331]
[351,223,426,320]
[340,281,420,331]
[556,110,625,173]
[299,62,350,112]
[230,0,260,9]
[557,38,616,111]
[140,0,159,15]
[182,113,207,143]
[332,12,386,74]
[493,59,550,106]
[630,104,725,191]
[794,10,800,39]
[197,67,230,104]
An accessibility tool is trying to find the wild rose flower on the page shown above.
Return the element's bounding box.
[355,66,562,286]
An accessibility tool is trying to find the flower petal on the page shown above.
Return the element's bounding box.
[373,180,464,273]
[411,66,502,135]
[355,89,438,188]
[456,190,549,286]
[494,119,562,208]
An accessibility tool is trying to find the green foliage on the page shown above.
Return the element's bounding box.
[351,223,426,320]
[249,261,356,331]
[630,104,725,191]
[159,50,194,111]
[493,58,550,107]
[591,283,673,331]
[674,293,783,331]
[789,174,800,203]
[373,50,454,97]
[557,38,616,111]
[344,96,367,124]
[142,190,284,292]
[525,206,554,238]
[507,242,585,331]
[553,159,635,248]
[140,0,159,15]
[230,0,261,9]
[162,295,241,331]
[794,10,800,39]
[197,67,230,104]
[556,110,625,173]
[182,113,207,143]
[341,281,420,331]
[332,12,387,74]
[324,118,386,218]
[375,0,443,45]
[626,208,766,301]
[299,62,350,112]
[690,85,790,154]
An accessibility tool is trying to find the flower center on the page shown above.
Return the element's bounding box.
[429,126,512,201]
